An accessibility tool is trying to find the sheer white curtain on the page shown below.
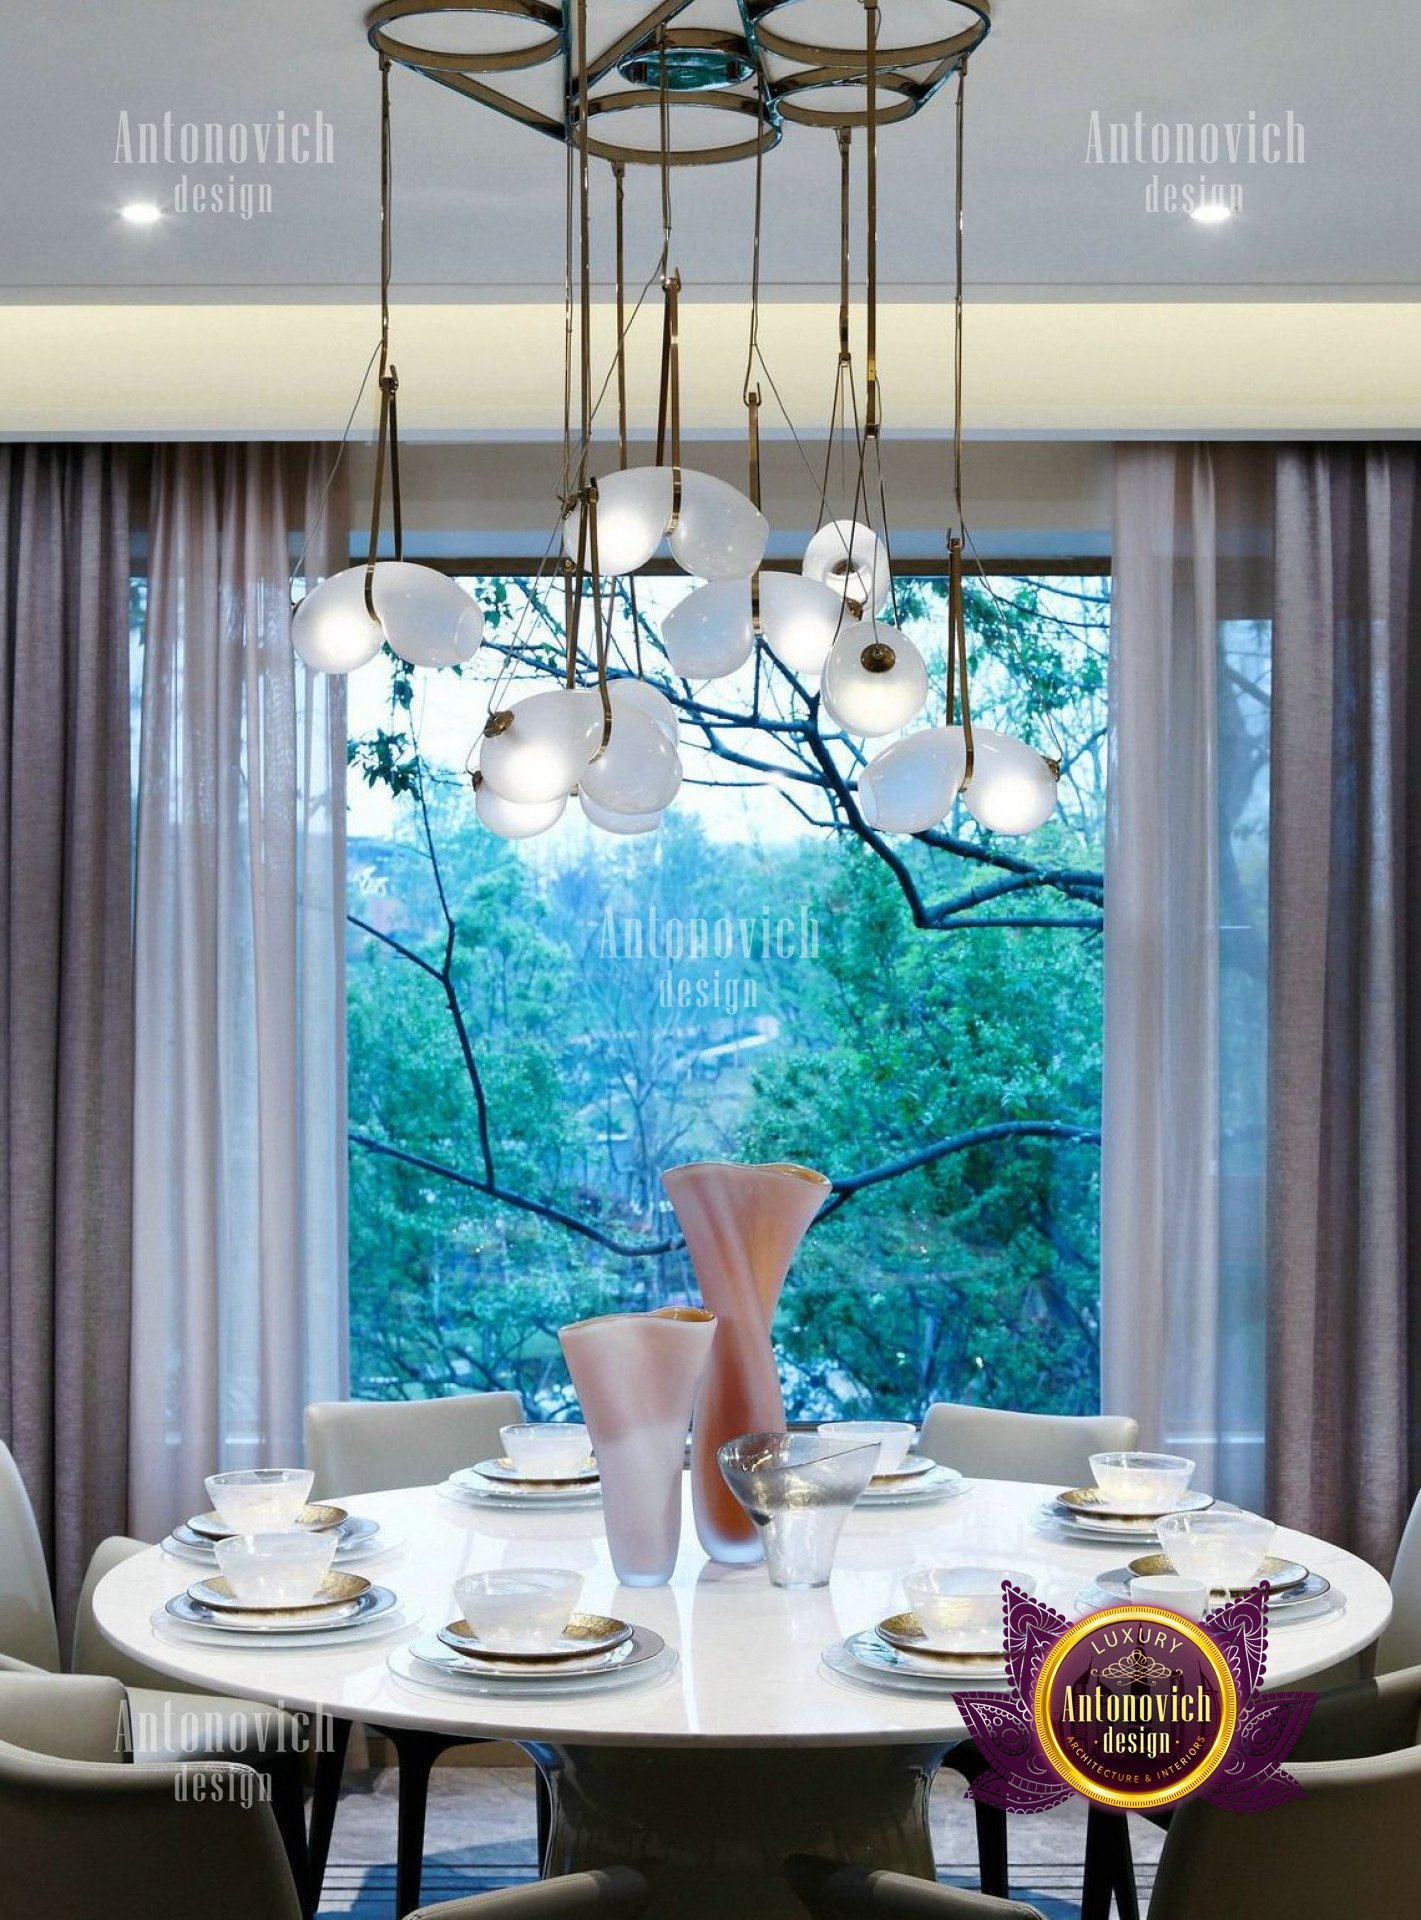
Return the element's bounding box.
[1102,445,1273,1507]
[130,445,349,1539]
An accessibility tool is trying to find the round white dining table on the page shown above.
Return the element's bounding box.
[94,1476,1391,1919]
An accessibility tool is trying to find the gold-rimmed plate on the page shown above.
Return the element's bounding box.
[436,1612,634,1666]
[1054,1487,1214,1524]
[186,1503,349,1542]
[165,1582,397,1635]
[187,1571,372,1614]
[876,1612,1005,1661]
[1127,1552,1310,1594]
[470,1456,599,1489]
[870,1453,937,1486]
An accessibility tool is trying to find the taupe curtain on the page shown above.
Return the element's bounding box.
[0,445,133,1628]
[1267,446,1421,1568]
[129,445,349,1540]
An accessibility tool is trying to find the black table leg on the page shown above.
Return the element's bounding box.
[307,1713,354,1909]
[1082,1804,1139,1920]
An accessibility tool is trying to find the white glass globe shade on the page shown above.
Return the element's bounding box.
[475,782,566,840]
[372,561,484,668]
[479,687,603,806]
[291,566,384,674]
[661,580,754,679]
[608,677,679,744]
[802,519,892,617]
[667,470,769,582]
[758,572,845,676]
[562,467,674,576]
[819,623,929,736]
[580,791,663,836]
[858,727,968,833]
[580,706,683,815]
[961,728,1060,834]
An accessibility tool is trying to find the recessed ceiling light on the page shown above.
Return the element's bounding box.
[119,202,163,226]
[1190,202,1234,226]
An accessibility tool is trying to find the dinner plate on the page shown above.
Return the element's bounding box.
[876,1612,1003,1660]
[438,1476,602,1512]
[1031,1503,1171,1545]
[187,1571,372,1614]
[1083,1567,1332,1613]
[436,1613,633,1663]
[1127,1552,1310,1594]
[394,1626,670,1697]
[1053,1486,1215,1524]
[186,1503,349,1542]
[822,1633,1009,1695]
[162,1516,395,1567]
[470,1456,599,1489]
[425,1637,637,1681]
[152,1598,420,1652]
[858,1465,967,1507]
[163,1582,398,1635]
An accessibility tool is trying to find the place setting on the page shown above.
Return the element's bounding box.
[161,1466,398,1568]
[438,1421,604,1513]
[823,1566,1023,1697]
[817,1422,971,1509]
[1077,1508,1344,1627]
[154,1469,415,1648]
[1032,1451,1221,1546]
[389,1568,676,1701]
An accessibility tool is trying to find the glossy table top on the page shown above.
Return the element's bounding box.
[93,1477,1392,1749]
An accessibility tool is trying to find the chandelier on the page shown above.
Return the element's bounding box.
[292,0,1064,842]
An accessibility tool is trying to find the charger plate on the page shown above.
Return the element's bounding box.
[152,1593,418,1650]
[1053,1487,1214,1524]
[876,1612,1003,1660]
[869,1453,937,1486]
[1076,1573,1340,1626]
[471,1456,599,1489]
[439,1476,602,1512]
[391,1628,675,1699]
[1084,1566,1331,1611]
[162,1516,394,1567]
[1128,1551,1309,1593]
[822,1633,1009,1695]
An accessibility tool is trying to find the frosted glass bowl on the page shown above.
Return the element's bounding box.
[816,1421,918,1477]
[499,1423,592,1480]
[1090,1452,1196,1511]
[204,1468,313,1534]
[452,1569,584,1652]
[1155,1510,1276,1589]
[213,1530,337,1607]
[903,1566,1038,1649]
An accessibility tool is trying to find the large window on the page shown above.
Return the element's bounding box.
[346,570,1108,1417]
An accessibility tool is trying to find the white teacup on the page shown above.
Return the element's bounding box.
[904,1566,1037,1650]
[1131,1573,1209,1621]
[500,1423,592,1481]
[204,1467,313,1534]
[817,1421,918,1478]
[453,1568,584,1652]
[213,1530,337,1608]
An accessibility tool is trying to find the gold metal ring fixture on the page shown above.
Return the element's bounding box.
[574,90,779,169]
[367,0,563,73]
[748,0,992,72]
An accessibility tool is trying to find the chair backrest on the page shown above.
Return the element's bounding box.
[1378,1485,1421,1673]
[785,1858,1046,1920]
[411,1866,650,1918]
[1150,1739,1421,1920]
[917,1404,1139,1486]
[304,1390,525,1500]
[0,1442,60,1671]
[71,1537,167,1688]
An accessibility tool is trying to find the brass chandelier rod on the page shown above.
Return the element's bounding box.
[364,54,405,621]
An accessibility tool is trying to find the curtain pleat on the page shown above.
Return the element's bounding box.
[0,444,133,1631]
[1267,447,1421,1566]
[128,445,348,1541]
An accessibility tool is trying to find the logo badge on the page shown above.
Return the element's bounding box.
[955,1586,1316,1815]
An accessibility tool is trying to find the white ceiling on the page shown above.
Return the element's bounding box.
[2,0,1418,303]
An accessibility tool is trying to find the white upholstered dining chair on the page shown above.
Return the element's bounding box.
[0,1442,310,1896]
[0,1670,647,1920]
[304,1389,524,1500]
[1375,1485,1421,1673]
[302,1389,535,1917]
[789,1669,1421,1917]
[916,1402,1139,1487]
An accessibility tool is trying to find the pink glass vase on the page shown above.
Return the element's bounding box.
[661,1161,831,1564]
[558,1307,716,1587]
